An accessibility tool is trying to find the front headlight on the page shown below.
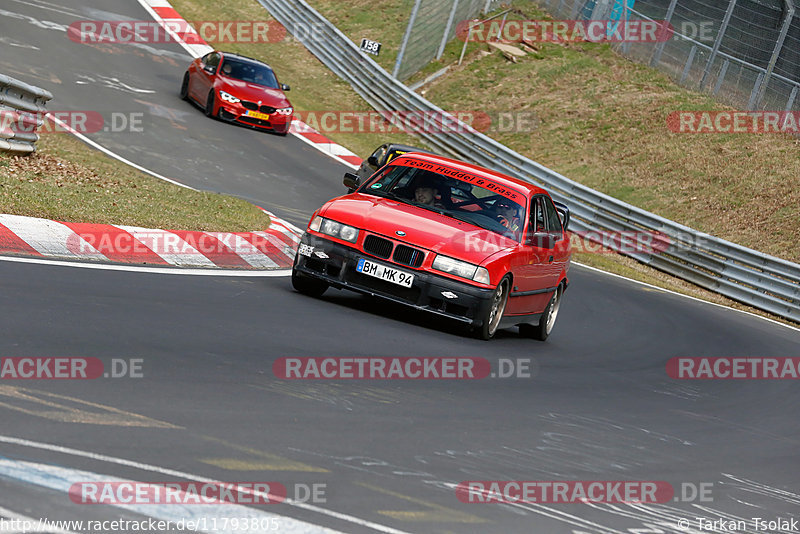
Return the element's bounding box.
[310,216,359,244]
[219,90,240,103]
[275,107,293,116]
[432,255,490,284]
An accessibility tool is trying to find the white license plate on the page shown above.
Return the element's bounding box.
[356,258,414,287]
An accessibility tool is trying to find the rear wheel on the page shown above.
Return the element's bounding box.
[292,270,328,298]
[520,284,563,341]
[179,72,190,101]
[204,90,216,118]
[474,277,510,340]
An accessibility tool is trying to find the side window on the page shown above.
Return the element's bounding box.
[205,53,221,71]
[543,196,563,235]
[530,197,546,232]
[370,146,387,167]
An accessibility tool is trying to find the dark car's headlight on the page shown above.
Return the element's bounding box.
[310,216,359,244]
[432,255,490,284]
[219,90,240,103]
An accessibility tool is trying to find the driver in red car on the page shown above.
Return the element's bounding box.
[495,199,522,235]
[414,181,444,208]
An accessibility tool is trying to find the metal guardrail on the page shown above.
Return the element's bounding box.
[258,0,800,322]
[0,74,53,155]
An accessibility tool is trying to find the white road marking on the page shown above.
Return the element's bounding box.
[0,435,415,534]
[0,459,344,534]
[0,215,106,260]
[0,255,290,277]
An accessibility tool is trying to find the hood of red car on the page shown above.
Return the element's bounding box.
[320,194,518,264]
[217,78,290,107]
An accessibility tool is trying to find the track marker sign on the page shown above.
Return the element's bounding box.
[360,38,381,55]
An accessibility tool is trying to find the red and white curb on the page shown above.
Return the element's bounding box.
[137,0,362,170]
[0,212,300,269]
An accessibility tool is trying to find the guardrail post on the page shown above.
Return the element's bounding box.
[699,0,737,90]
[754,0,795,109]
[437,0,460,60]
[651,0,678,67]
[392,0,422,80]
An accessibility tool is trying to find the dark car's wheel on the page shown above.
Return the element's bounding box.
[204,90,216,118]
[292,270,328,298]
[474,277,510,340]
[180,72,190,101]
[520,284,563,341]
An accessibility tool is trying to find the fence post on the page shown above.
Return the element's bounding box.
[713,59,729,95]
[680,45,697,84]
[437,0,460,60]
[699,0,737,90]
[747,72,765,110]
[651,0,679,67]
[786,85,799,111]
[392,0,422,79]
[754,0,795,108]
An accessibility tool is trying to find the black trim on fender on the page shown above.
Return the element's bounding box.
[510,286,558,297]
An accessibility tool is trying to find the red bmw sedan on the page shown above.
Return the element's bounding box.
[292,152,572,340]
[180,50,293,135]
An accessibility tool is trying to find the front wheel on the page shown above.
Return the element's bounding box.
[204,90,216,118]
[292,270,328,298]
[520,284,563,341]
[180,72,190,101]
[474,277,510,340]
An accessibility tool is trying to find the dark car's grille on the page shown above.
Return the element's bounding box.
[240,101,277,114]
[363,235,393,259]
[393,244,424,268]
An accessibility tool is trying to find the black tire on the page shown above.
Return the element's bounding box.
[474,277,510,340]
[520,284,563,341]
[204,90,216,118]
[292,270,328,298]
[180,72,190,101]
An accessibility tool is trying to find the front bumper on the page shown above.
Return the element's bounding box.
[293,233,495,327]
[218,106,290,133]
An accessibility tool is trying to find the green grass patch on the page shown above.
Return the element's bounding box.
[0,132,270,231]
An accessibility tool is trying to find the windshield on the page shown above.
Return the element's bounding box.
[219,58,279,88]
[361,164,526,241]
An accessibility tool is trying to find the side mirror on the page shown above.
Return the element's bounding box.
[203,65,216,74]
[367,155,379,167]
[553,201,570,232]
[281,83,291,91]
[527,231,555,249]
[343,172,360,192]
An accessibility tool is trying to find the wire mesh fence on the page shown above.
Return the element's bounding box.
[392,0,505,80]
[539,0,800,112]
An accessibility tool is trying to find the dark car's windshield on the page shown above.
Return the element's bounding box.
[362,164,526,241]
[219,58,279,88]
